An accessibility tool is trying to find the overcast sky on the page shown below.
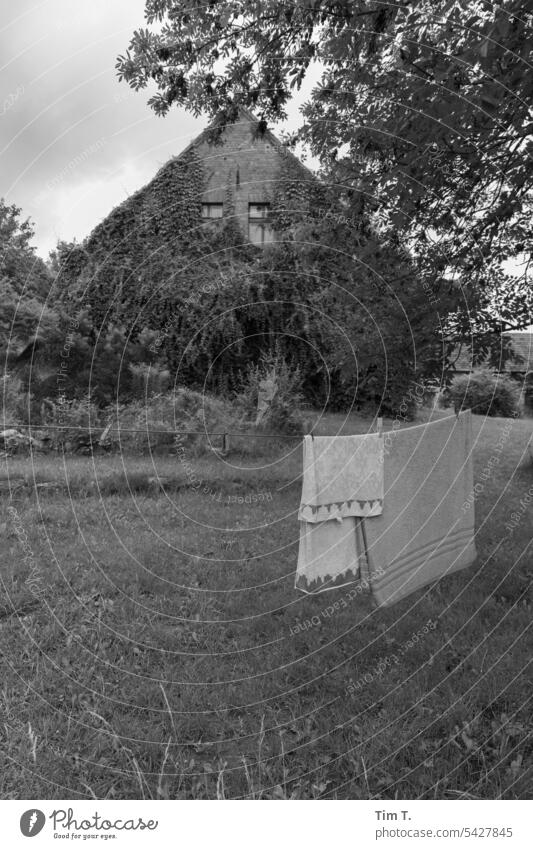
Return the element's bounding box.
[1,0,312,258]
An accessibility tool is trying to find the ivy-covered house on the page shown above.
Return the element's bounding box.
[56,106,322,320]
[189,106,317,246]
[51,110,427,410]
[53,108,328,391]
[81,106,317,261]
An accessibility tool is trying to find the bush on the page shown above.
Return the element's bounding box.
[1,374,31,424]
[3,387,256,456]
[40,395,104,451]
[110,388,240,455]
[129,363,171,399]
[233,351,306,435]
[449,369,521,418]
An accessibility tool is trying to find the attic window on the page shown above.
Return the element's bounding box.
[202,203,223,220]
[248,203,273,246]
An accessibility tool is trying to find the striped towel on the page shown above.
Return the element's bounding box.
[364,411,477,607]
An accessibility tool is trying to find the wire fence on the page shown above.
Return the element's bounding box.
[2,416,386,442]
[0,420,304,445]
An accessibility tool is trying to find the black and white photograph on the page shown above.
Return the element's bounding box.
[1,0,531,841]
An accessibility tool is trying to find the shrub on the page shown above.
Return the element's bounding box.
[233,351,306,435]
[110,388,240,455]
[129,363,171,399]
[1,374,31,424]
[7,388,247,456]
[449,369,521,417]
[40,395,104,451]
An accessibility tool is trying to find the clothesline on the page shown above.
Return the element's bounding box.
[0,414,461,443]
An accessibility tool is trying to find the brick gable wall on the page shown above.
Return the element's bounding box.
[190,113,310,237]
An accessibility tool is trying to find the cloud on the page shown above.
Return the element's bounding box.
[34,159,155,256]
[0,0,204,256]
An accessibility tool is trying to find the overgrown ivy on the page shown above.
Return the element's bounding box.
[62,148,206,330]
[269,156,328,234]
[50,142,429,412]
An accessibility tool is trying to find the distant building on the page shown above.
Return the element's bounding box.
[84,106,316,253]
[452,331,533,376]
[66,106,323,345]
[180,106,316,245]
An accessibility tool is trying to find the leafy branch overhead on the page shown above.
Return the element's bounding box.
[117,0,533,328]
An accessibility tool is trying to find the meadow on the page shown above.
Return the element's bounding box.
[0,411,531,799]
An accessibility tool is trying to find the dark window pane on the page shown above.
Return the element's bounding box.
[248,203,272,245]
[202,203,223,219]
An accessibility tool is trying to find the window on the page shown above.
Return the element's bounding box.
[248,203,273,246]
[202,203,223,220]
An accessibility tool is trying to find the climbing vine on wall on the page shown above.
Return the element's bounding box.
[49,138,426,412]
[63,147,207,332]
[269,157,328,235]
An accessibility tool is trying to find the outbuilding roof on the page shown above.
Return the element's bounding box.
[452,331,533,373]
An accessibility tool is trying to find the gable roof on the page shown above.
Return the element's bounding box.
[175,105,317,181]
[83,106,319,253]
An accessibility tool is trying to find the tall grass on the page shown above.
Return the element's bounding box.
[0,413,531,799]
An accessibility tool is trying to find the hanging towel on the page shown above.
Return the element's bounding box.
[299,433,384,523]
[296,432,384,594]
[296,516,363,594]
[364,411,476,607]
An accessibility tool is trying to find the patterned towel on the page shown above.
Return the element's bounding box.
[365,411,477,607]
[299,434,384,523]
[296,432,384,593]
[295,516,363,594]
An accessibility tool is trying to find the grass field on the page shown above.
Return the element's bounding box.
[0,411,531,799]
